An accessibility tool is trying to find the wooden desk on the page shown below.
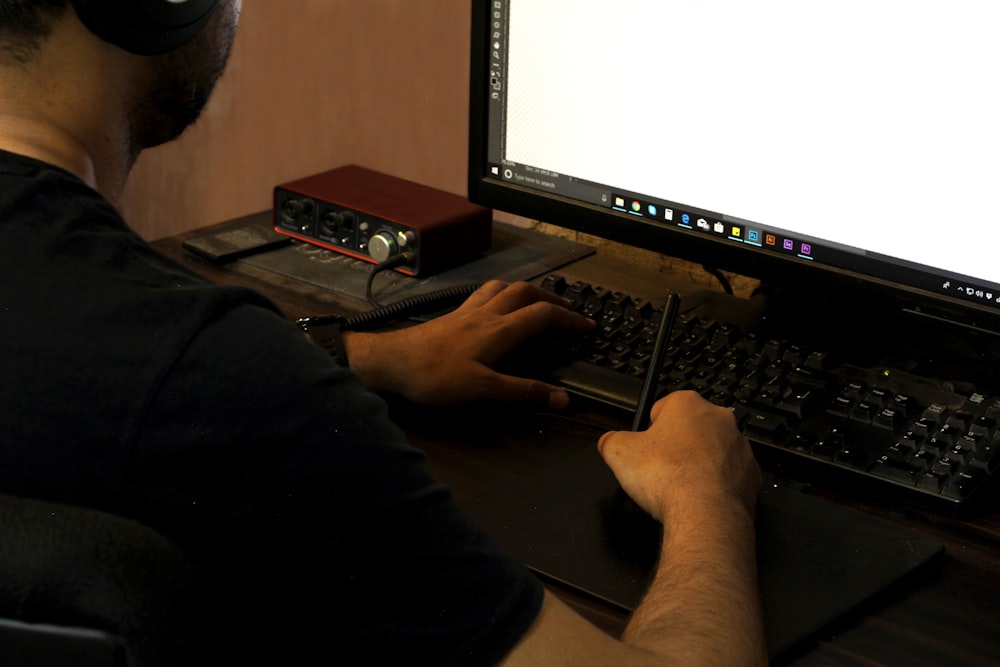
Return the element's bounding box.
[154,223,1000,666]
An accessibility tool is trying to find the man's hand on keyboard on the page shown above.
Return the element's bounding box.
[343,280,594,408]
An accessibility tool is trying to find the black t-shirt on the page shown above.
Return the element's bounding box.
[0,149,543,664]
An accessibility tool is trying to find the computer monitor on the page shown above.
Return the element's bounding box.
[468,1,1000,337]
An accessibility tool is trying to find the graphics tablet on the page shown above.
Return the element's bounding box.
[468,443,944,659]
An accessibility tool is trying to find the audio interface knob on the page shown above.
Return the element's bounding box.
[368,231,398,263]
[397,230,417,248]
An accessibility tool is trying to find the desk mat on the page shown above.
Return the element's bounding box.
[468,442,944,660]
[184,211,594,304]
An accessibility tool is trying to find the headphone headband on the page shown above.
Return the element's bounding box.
[71,0,219,55]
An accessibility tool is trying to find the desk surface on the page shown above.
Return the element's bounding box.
[154,220,1000,666]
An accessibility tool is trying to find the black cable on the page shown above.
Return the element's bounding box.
[701,264,733,295]
[298,252,481,333]
[366,254,412,307]
[341,282,481,331]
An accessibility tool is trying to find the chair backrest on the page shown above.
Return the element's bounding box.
[0,494,208,667]
[0,617,126,667]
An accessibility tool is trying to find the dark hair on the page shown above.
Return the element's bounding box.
[0,0,70,64]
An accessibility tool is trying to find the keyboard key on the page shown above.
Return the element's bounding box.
[736,331,761,354]
[874,407,904,431]
[829,395,854,418]
[931,457,960,476]
[911,448,937,471]
[787,366,832,391]
[970,415,997,438]
[866,386,891,407]
[971,444,999,472]
[788,432,816,453]
[928,424,960,449]
[776,388,822,419]
[884,441,913,460]
[871,457,921,485]
[949,438,976,464]
[910,417,935,439]
[964,392,988,414]
[624,299,653,325]
[782,344,807,367]
[711,374,740,394]
[923,403,949,424]
[917,472,948,492]
[565,280,593,308]
[842,382,865,400]
[743,410,787,443]
[834,446,870,470]
[849,401,877,424]
[984,398,1000,420]
[540,273,567,294]
[946,410,974,432]
[761,339,785,361]
[712,323,741,346]
[890,393,914,417]
[581,288,611,317]
[943,467,988,499]
[804,350,833,370]
[812,428,846,460]
[608,343,632,363]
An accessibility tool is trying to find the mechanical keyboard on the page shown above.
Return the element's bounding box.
[526,274,1000,512]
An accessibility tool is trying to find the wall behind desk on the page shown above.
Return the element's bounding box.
[121,0,471,241]
[121,1,755,297]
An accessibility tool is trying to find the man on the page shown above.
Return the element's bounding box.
[0,1,767,664]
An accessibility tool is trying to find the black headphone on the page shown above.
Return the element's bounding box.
[70,0,219,56]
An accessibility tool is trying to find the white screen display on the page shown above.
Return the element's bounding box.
[502,0,1000,289]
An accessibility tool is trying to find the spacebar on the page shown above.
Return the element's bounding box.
[550,361,645,411]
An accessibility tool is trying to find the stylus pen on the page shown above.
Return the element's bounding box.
[631,292,681,432]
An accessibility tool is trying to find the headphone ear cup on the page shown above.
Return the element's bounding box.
[71,0,219,56]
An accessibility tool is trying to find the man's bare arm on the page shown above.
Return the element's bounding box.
[501,391,768,666]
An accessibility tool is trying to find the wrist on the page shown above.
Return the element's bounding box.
[341,330,393,393]
[297,315,350,367]
[657,485,758,536]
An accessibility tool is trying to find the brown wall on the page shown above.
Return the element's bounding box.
[122,1,754,296]
[121,0,473,241]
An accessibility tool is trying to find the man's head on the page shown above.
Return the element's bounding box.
[0,1,69,65]
[122,0,241,149]
[0,0,240,153]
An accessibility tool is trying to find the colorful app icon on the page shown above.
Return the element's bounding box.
[765,234,776,246]
[783,239,794,250]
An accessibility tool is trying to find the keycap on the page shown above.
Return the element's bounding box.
[943,467,988,499]
[871,457,921,485]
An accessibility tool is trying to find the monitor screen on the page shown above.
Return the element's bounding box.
[469,1,1000,334]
